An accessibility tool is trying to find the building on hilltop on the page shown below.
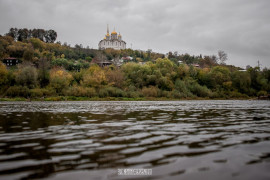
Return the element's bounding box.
[98,25,126,50]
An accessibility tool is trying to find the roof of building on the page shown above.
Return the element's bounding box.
[4,57,18,60]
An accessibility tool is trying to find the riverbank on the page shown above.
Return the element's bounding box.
[0,96,257,101]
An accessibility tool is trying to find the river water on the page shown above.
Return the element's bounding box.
[0,100,269,180]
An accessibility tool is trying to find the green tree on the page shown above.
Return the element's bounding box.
[209,66,231,89]
[232,71,251,94]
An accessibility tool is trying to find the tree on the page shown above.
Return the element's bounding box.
[49,68,73,94]
[81,65,107,88]
[105,66,124,88]
[7,41,30,58]
[17,28,29,41]
[29,38,44,50]
[209,66,231,89]
[15,65,38,88]
[6,28,19,40]
[199,55,217,67]
[218,50,228,65]
[232,71,251,94]
[44,30,57,43]
[0,62,8,86]
[122,62,150,88]
[31,29,45,41]
[38,57,50,87]
[0,36,13,59]
[23,49,34,61]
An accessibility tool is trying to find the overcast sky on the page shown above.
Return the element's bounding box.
[0,0,269,68]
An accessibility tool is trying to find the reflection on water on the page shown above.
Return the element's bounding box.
[0,100,269,180]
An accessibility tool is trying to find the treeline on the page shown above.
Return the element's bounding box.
[0,34,96,62]
[6,28,57,43]
[0,33,269,100]
[0,59,269,99]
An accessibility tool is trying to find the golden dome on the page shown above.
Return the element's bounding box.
[104,37,106,40]
[106,33,109,36]
[111,30,117,35]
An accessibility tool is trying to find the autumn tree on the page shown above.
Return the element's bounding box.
[0,36,13,59]
[7,41,31,58]
[49,68,73,94]
[29,38,44,50]
[81,65,107,88]
[105,66,124,88]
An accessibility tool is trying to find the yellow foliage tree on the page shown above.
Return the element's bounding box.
[81,65,107,88]
[49,68,73,94]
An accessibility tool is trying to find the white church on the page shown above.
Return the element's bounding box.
[98,25,126,50]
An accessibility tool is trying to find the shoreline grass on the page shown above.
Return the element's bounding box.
[0,96,257,102]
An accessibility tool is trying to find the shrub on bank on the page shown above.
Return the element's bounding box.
[174,79,193,97]
[229,91,249,98]
[126,91,141,98]
[30,88,44,97]
[98,87,125,97]
[64,86,96,97]
[141,86,159,97]
[6,86,30,97]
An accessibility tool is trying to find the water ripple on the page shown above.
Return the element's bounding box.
[0,100,269,179]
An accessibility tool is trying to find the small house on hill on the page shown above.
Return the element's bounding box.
[2,57,21,67]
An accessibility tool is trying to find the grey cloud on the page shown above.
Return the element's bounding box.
[0,0,269,68]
